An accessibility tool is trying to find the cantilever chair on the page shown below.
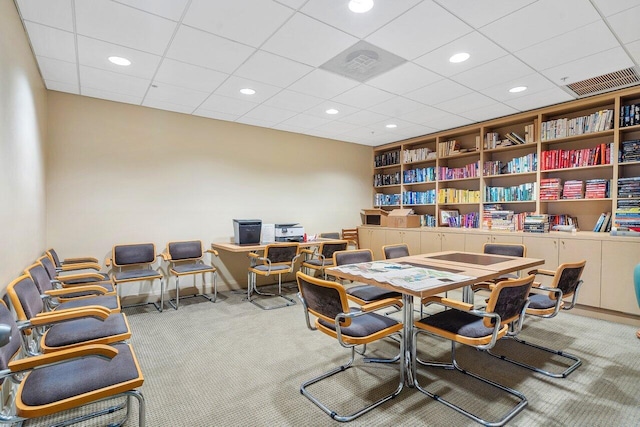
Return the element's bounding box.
[333,249,402,308]
[161,240,218,310]
[487,260,586,378]
[45,247,104,274]
[0,308,145,427]
[341,228,359,249]
[382,243,410,260]
[247,243,300,310]
[107,243,165,312]
[413,275,535,427]
[296,272,403,422]
[38,255,116,295]
[301,240,348,279]
[5,277,131,355]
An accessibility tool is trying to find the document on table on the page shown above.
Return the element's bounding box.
[331,262,474,291]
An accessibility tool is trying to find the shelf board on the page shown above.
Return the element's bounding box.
[484,171,537,179]
[403,158,436,166]
[439,151,480,160]
[540,198,612,203]
[619,160,640,167]
[404,203,436,207]
[438,202,479,205]
[541,163,613,173]
[373,163,400,170]
[483,200,536,204]
[619,123,640,132]
[402,181,436,185]
[540,129,614,144]
[374,184,401,189]
[439,176,480,183]
[483,143,537,153]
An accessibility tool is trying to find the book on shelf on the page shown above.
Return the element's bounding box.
[523,214,550,233]
[620,104,640,127]
[620,139,640,163]
[562,180,584,199]
[593,212,612,232]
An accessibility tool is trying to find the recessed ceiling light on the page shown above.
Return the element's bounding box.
[240,88,256,95]
[385,124,397,129]
[325,108,339,115]
[449,52,470,63]
[108,56,131,66]
[349,0,374,13]
[509,86,528,93]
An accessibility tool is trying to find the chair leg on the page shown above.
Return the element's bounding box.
[248,273,296,310]
[301,345,404,422]
[413,331,527,427]
[46,390,145,427]
[487,335,582,379]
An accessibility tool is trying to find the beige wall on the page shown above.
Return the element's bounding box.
[0,1,48,289]
[46,92,372,293]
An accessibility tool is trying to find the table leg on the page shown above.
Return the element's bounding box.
[402,293,415,387]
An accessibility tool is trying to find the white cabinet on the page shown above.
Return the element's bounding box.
[421,230,466,253]
[358,227,387,260]
[385,230,421,256]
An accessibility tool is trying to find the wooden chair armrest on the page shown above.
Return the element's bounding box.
[360,297,402,312]
[528,268,555,277]
[31,306,111,325]
[45,285,107,297]
[59,262,101,272]
[471,282,494,292]
[421,295,474,311]
[247,252,260,259]
[300,248,315,255]
[158,252,171,261]
[63,256,99,264]
[8,344,118,372]
[56,272,107,282]
[205,248,219,257]
[104,257,112,267]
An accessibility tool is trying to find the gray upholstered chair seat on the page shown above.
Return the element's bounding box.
[60,281,115,297]
[251,264,291,273]
[346,285,401,302]
[304,259,332,267]
[113,269,162,281]
[171,264,215,275]
[57,295,120,311]
[20,342,140,407]
[63,273,110,284]
[527,293,556,310]
[416,310,494,339]
[43,314,129,348]
[318,308,399,338]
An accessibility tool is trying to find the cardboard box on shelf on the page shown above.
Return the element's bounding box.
[361,209,389,226]
[387,209,421,228]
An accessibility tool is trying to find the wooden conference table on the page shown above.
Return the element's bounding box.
[325,250,544,386]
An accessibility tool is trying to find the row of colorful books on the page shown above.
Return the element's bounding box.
[445,212,479,228]
[374,172,401,187]
[438,162,479,180]
[374,193,401,206]
[593,212,612,232]
[540,109,614,141]
[540,143,613,170]
[402,190,436,205]
[618,176,640,198]
[483,153,537,176]
[619,139,640,163]
[403,147,435,163]
[374,150,400,167]
[437,188,481,204]
[620,104,640,127]
[403,167,436,184]
[484,182,536,202]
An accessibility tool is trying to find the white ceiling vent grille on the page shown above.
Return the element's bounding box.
[320,40,407,83]
[565,67,640,97]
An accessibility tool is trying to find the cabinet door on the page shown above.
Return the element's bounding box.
[600,241,640,315]
[558,238,601,308]
[441,231,465,251]
[522,235,559,287]
[491,234,523,245]
[420,230,441,254]
[358,227,373,251]
[384,230,403,246]
[464,233,491,253]
[369,228,386,260]
[402,230,422,255]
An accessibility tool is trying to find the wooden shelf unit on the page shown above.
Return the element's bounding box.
[372,85,640,232]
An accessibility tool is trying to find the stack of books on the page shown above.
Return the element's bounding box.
[584,179,610,199]
[620,140,640,163]
[482,205,515,231]
[620,103,640,127]
[523,214,550,233]
[618,176,640,198]
[539,178,562,200]
[614,198,640,234]
[421,214,437,227]
[593,212,612,232]
[562,180,584,199]
[448,212,479,229]
[549,214,579,231]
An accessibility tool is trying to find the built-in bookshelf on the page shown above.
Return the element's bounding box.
[371,85,640,233]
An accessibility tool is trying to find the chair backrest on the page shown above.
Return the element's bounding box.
[46,248,62,268]
[167,240,203,261]
[549,260,586,300]
[6,275,45,322]
[334,249,373,266]
[320,241,348,260]
[319,232,340,239]
[341,228,359,247]
[38,256,58,280]
[0,302,22,377]
[485,275,535,328]
[263,243,299,265]
[635,263,640,308]
[112,243,156,267]
[483,243,526,258]
[25,262,54,294]
[296,272,350,327]
[382,244,410,260]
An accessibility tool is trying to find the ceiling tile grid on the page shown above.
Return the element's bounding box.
[14,0,640,146]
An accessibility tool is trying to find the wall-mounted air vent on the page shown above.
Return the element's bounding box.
[565,67,640,97]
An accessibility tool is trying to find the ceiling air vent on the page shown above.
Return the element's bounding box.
[320,40,407,83]
[565,67,640,97]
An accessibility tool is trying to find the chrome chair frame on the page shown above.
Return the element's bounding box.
[247,243,300,310]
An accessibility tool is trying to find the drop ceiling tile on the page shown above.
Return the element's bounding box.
[480,72,555,102]
[503,87,574,111]
[460,102,518,122]
[480,0,601,52]
[45,80,79,94]
[301,0,421,38]
[145,83,209,108]
[516,21,619,72]
[272,123,311,135]
[242,104,298,123]
[261,13,358,66]
[331,84,395,109]
[193,108,241,122]
[236,116,279,128]
[541,47,634,85]
[166,26,255,74]
[401,105,458,125]
[432,0,537,28]
[378,120,437,138]
[435,92,496,114]
[627,39,640,64]
[591,0,640,17]
[199,94,258,116]
[340,110,391,126]
[142,99,195,114]
[366,1,472,60]
[153,59,228,93]
[341,126,398,144]
[273,0,307,9]
[405,79,472,105]
[82,87,143,105]
[79,65,151,97]
[311,120,360,135]
[368,96,425,117]
[24,22,76,63]
[75,0,177,55]
[288,69,359,98]
[234,51,313,88]
[263,90,324,112]
[304,101,359,119]
[366,62,442,95]
[426,114,473,131]
[414,31,508,77]
[112,0,190,21]
[451,55,534,91]
[36,56,78,86]
[279,113,333,129]
[77,36,161,79]
[214,76,282,104]
[607,5,640,44]
[16,0,74,31]
[184,0,294,47]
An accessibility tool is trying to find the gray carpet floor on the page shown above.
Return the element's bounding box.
[27,286,640,426]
